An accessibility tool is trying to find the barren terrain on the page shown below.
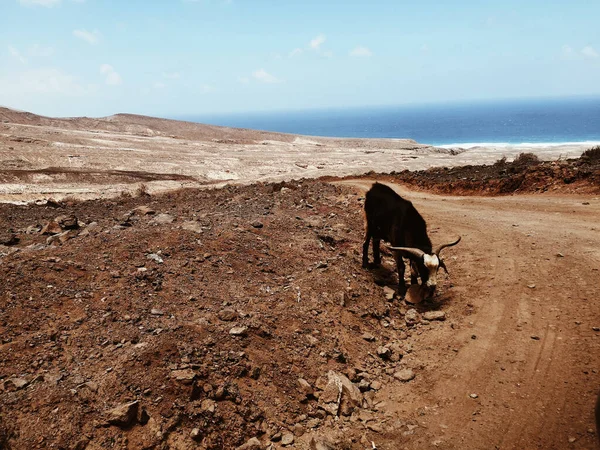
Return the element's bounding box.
[0,107,593,203]
[1,109,599,450]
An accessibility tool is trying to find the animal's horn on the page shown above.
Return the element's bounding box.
[388,246,425,259]
[434,236,461,255]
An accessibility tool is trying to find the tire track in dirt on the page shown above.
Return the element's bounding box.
[335,179,600,449]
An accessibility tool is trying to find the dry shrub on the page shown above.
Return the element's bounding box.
[493,156,507,167]
[136,183,150,197]
[512,152,540,166]
[581,146,600,161]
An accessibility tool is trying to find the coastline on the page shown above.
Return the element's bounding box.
[0,106,596,203]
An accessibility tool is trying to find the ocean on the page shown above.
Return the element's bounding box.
[178,96,600,147]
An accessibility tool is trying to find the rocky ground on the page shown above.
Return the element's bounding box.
[1,110,599,450]
[0,180,461,450]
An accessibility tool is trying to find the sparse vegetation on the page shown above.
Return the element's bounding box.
[135,183,150,197]
[493,156,508,166]
[512,152,540,166]
[581,145,600,161]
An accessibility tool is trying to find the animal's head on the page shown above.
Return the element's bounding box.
[390,236,461,298]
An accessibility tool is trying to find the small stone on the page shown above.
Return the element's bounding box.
[592,327,600,332]
[383,286,395,301]
[105,401,139,427]
[40,221,63,235]
[568,437,577,443]
[200,399,216,413]
[405,284,426,304]
[170,369,196,385]
[367,422,383,433]
[469,393,478,399]
[3,377,29,391]
[229,326,248,337]
[423,311,446,321]
[236,437,262,450]
[151,213,175,224]
[134,205,156,215]
[218,309,238,321]
[55,214,79,230]
[527,284,536,289]
[146,253,163,264]
[405,309,421,326]
[556,252,564,257]
[181,221,204,234]
[393,369,415,382]
[297,378,314,397]
[376,346,392,360]
[251,220,263,229]
[190,428,202,442]
[362,333,376,342]
[531,335,540,340]
[370,381,382,390]
[150,308,164,316]
[281,432,295,446]
[83,381,98,392]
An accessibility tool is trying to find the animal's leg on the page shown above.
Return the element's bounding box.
[372,238,381,266]
[410,261,419,285]
[395,253,407,296]
[362,231,371,268]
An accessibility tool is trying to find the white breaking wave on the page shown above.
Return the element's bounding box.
[437,141,600,149]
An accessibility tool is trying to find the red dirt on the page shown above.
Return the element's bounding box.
[1,170,599,449]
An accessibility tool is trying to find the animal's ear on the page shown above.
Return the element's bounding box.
[439,259,449,274]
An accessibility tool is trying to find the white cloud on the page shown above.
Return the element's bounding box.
[0,68,90,96]
[200,84,215,94]
[73,29,100,45]
[289,48,303,58]
[350,46,372,57]
[252,68,280,84]
[8,46,27,64]
[19,0,61,6]
[322,50,333,58]
[100,64,122,85]
[153,81,166,89]
[421,44,430,52]
[562,44,573,55]
[310,34,326,50]
[581,45,598,59]
[238,76,250,84]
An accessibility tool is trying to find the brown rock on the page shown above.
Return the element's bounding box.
[298,378,314,397]
[55,214,79,230]
[319,370,363,416]
[170,369,196,385]
[40,220,63,235]
[393,369,415,382]
[423,311,446,321]
[106,400,139,427]
[218,309,238,321]
[235,437,262,450]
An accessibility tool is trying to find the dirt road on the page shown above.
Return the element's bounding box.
[338,180,600,449]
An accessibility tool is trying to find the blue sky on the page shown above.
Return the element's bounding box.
[1,0,599,117]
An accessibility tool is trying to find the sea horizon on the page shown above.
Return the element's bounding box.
[174,95,600,148]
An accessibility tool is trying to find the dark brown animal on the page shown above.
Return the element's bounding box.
[362,182,460,297]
